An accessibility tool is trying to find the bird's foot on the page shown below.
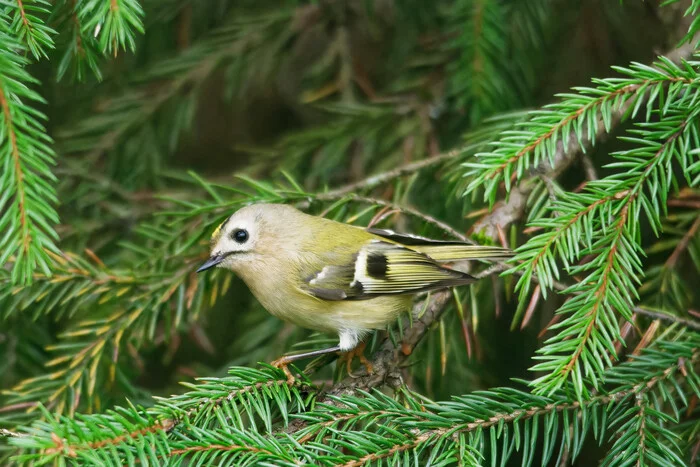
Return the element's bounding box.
[339,342,374,377]
[269,356,296,384]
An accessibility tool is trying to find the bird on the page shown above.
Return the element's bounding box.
[196,203,512,380]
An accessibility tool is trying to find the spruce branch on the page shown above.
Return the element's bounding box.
[52,0,103,81]
[525,106,700,397]
[459,43,700,397]
[7,370,311,462]
[326,265,505,397]
[8,367,314,464]
[0,18,60,285]
[604,393,685,467]
[0,245,228,416]
[297,338,699,466]
[463,56,699,204]
[56,6,295,188]
[9,337,696,466]
[5,0,55,59]
[447,0,518,125]
[633,307,700,331]
[75,0,144,56]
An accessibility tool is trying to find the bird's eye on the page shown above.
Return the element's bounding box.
[232,229,248,243]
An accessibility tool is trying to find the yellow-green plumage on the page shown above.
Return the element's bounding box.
[201,203,511,351]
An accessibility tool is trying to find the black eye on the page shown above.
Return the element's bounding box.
[232,229,248,243]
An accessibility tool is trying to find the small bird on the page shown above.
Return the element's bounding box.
[197,203,511,379]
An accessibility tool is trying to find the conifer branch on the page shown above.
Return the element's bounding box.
[0,246,228,415]
[12,338,693,465]
[633,307,700,331]
[313,193,472,243]
[27,371,312,460]
[6,0,55,59]
[0,19,60,285]
[327,265,504,396]
[301,340,698,466]
[466,42,700,396]
[53,0,103,80]
[59,6,294,185]
[76,0,144,55]
[447,0,517,124]
[463,57,699,204]
[527,106,699,397]
[323,150,462,198]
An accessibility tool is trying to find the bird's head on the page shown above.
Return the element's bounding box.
[196,203,299,273]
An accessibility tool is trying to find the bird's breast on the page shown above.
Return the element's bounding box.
[234,259,411,334]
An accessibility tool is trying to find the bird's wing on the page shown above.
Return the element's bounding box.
[367,228,513,261]
[302,240,474,301]
[366,228,467,246]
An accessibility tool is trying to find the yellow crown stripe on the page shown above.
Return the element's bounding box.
[211,221,225,240]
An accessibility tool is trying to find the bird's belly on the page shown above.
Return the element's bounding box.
[235,262,412,334]
[251,281,411,334]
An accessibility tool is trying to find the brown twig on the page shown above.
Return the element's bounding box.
[322,150,461,198]
[16,0,30,29]
[0,428,26,438]
[633,307,700,331]
[580,154,599,181]
[665,215,700,269]
[313,193,471,243]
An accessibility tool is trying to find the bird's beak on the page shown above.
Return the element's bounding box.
[196,254,225,273]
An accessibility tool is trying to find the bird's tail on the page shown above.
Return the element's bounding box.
[415,244,514,262]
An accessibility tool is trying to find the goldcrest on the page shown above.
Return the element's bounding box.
[197,204,511,370]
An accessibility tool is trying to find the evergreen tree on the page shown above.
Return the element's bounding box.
[1,0,699,465]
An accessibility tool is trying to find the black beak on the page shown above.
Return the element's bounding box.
[196,254,225,273]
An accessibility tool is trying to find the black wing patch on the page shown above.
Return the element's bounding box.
[366,252,388,278]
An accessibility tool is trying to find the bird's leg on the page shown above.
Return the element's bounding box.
[270,345,341,383]
[339,341,374,377]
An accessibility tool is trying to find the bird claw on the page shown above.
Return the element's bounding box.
[270,356,296,384]
[339,342,374,378]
